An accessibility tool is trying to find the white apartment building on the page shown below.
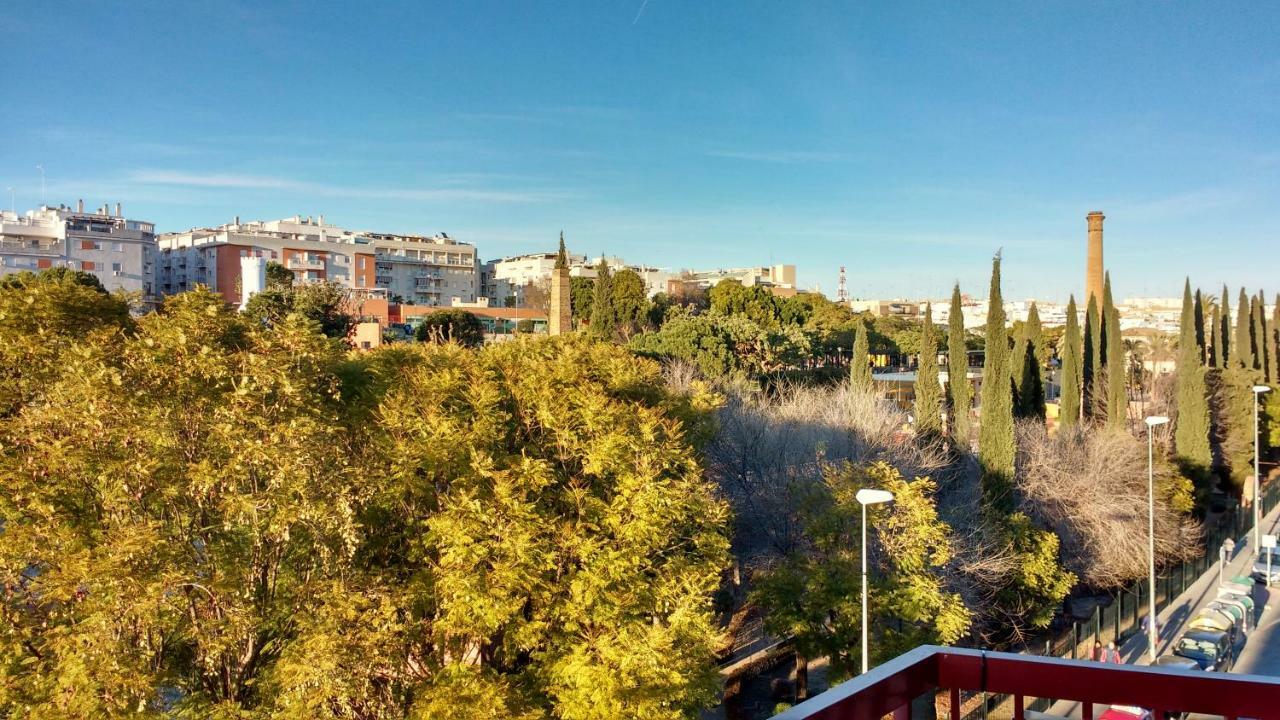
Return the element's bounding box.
[481,252,673,307]
[0,201,157,298]
[678,264,797,291]
[157,215,478,306]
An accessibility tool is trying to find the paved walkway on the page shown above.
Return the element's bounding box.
[1046,500,1280,719]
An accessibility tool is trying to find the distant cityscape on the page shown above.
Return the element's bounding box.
[0,199,1186,335]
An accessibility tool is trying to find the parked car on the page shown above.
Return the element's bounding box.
[1173,629,1232,671]
[1216,588,1254,615]
[1251,548,1280,583]
[1099,706,1151,720]
[1151,654,1201,671]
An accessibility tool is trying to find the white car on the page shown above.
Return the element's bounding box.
[1251,548,1280,583]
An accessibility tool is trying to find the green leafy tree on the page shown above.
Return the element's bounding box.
[555,231,568,269]
[415,308,485,347]
[0,268,133,416]
[243,280,355,339]
[752,463,969,691]
[1174,279,1212,493]
[1103,275,1127,431]
[1059,295,1082,431]
[629,312,811,379]
[590,259,616,339]
[850,322,872,389]
[610,268,650,339]
[707,279,784,329]
[265,260,295,289]
[570,276,594,325]
[979,254,1015,512]
[1015,302,1045,421]
[1083,295,1101,422]
[947,284,973,446]
[995,514,1077,631]
[914,303,943,437]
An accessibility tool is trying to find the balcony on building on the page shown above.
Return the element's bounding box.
[287,256,326,270]
[771,645,1279,720]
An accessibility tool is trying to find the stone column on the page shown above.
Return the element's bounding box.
[549,266,571,335]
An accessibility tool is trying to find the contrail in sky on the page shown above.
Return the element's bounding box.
[632,0,650,25]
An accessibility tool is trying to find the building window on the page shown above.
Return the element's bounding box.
[112,262,122,273]
[82,261,96,271]
[240,249,248,257]
[112,242,123,252]
[358,257,366,270]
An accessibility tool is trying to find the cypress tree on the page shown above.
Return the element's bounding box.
[1174,279,1212,480]
[590,259,615,339]
[914,302,943,437]
[947,284,973,447]
[1016,302,1045,420]
[1271,294,1280,384]
[1194,289,1206,364]
[555,231,568,269]
[1103,274,1127,430]
[850,322,872,389]
[978,254,1015,512]
[1251,292,1267,376]
[1210,300,1222,369]
[1059,295,1082,431]
[1083,295,1101,422]
[1221,284,1232,368]
[1235,288,1253,370]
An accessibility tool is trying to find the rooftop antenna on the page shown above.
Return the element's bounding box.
[837,266,848,303]
[35,165,45,206]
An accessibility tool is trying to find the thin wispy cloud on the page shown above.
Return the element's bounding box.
[127,170,571,204]
[1116,186,1253,222]
[705,149,852,164]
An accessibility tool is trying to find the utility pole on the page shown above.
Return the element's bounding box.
[837,266,848,303]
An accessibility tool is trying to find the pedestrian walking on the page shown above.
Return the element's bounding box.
[1092,641,1104,662]
[1106,641,1122,664]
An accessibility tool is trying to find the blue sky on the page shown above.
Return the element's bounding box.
[3,1,1278,301]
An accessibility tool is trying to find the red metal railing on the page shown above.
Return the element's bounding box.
[773,645,1280,720]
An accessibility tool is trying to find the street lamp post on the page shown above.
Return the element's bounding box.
[855,488,894,675]
[1144,415,1169,662]
[1254,385,1272,554]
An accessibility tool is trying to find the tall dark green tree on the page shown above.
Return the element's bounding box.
[978,254,1015,512]
[590,259,616,339]
[1235,288,1253,371]
[1194,289,1206,364]
[1083,295,1102,422]
[1251,292,1268,377]
[947,284,973,447]
[850,322,872,389]
[1015,302,1045,420]
[1210,299,1222,369]
[1271,293,1280,384]
[555,231,568,269]
[1103,275,1127,430]
[1221,284,1233,368]
[914,303,943,437]
[1174,279,1212,484]
[1059,295,1082,431]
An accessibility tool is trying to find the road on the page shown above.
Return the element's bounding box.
[1046,501,1280,720]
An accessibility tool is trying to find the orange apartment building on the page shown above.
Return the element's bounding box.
[156,215,478,306]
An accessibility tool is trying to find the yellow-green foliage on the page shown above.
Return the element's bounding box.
[0,286,730,720]
[752,462,969,680]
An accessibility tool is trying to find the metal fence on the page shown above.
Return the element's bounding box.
[964,479,1280,719]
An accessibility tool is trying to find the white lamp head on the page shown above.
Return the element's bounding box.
[855,489,894,506]
[1144,416,1170,427]
[1253,385,1272,394]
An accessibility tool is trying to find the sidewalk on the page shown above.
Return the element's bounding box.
[1046,500,1280,718]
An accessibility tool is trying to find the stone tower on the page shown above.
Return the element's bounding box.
[1085,211,1105,309]
[549,232,572,336]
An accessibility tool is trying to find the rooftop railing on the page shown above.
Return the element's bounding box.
[773,645,1280,720]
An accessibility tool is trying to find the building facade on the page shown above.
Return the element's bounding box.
[157,215,478,306]
[0,201,157,299]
